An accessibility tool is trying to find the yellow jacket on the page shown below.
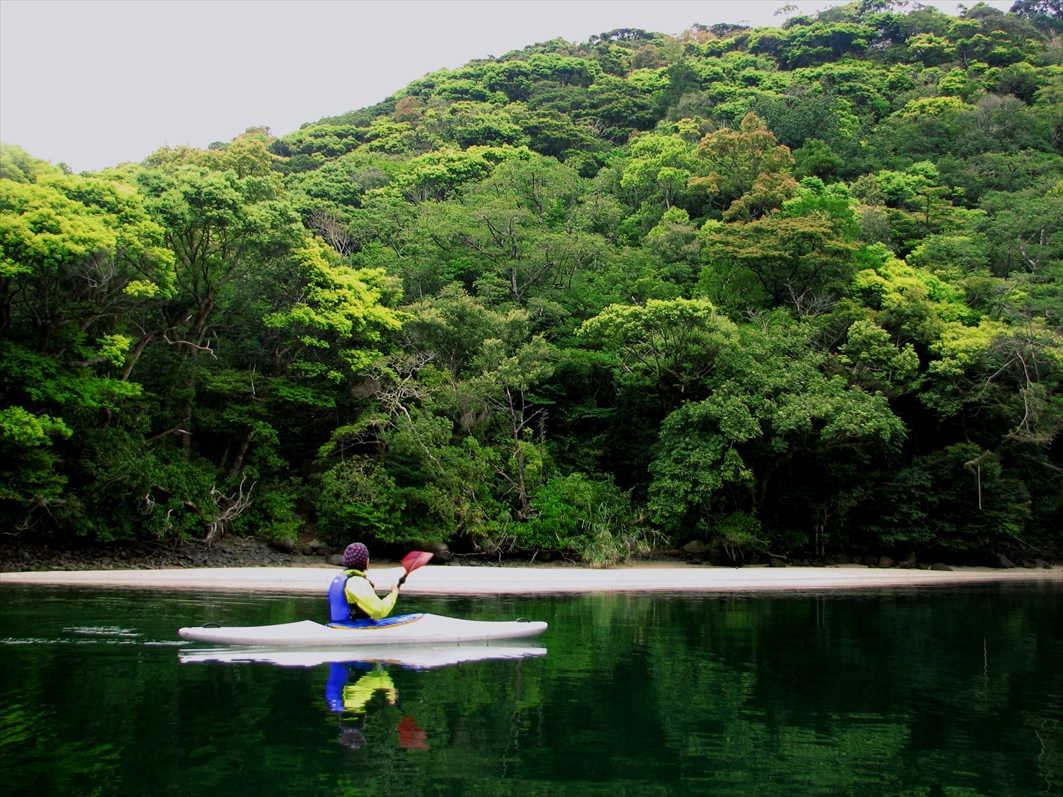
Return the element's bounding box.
[343,570,399,620]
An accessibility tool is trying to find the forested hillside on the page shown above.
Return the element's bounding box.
[2,1,1061,564]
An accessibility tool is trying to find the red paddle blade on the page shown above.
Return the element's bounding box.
[402,551,434,573]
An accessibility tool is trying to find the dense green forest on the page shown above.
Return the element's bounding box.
[2,1,1061,563]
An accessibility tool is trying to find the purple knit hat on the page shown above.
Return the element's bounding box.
[343,543,369,570]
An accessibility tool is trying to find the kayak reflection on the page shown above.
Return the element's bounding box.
[178,642,546,669]
[179,644,545,752]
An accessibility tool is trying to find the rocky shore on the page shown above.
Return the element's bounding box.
[0,536,1055,577]
[0,537,327,574]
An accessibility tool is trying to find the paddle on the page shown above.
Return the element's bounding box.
[398,551,434,586]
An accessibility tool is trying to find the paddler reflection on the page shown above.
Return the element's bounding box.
[179,638,546,750]
[326,662,428,750]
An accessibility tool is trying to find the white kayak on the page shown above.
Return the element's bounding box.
[179,643,547,669]
[178,612,548,647]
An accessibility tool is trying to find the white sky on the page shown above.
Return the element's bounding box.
[1,0,1012,173]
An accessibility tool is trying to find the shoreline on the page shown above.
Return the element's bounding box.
[2,562,1060,595]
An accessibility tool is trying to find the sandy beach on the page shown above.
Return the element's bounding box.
[2,562,1059,595]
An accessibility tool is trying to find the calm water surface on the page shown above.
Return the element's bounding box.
[1,582,1060,796]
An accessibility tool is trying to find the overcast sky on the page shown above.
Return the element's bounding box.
[1,0,1011,173]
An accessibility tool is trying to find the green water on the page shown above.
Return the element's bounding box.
[1,583,1060,797]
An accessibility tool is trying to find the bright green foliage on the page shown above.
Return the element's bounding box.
[263,239,404,375]
[620,128,700,212]
[837,318,921,395]
[521,472,638,566]
[0,405,71,524]
[3,3,1061,557]
[0,143,63,183]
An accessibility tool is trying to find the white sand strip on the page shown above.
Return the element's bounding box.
[2,564,1059,594]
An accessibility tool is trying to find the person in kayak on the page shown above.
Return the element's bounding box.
[328,542,399,623]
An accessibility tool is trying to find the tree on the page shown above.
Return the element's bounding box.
[577,298,738,412]
[700,179,862,313]
[620,128,699,212]
[412,155,605,310]
[690,113,798,221]
[0,169,172,534]
[1010,0,1063,34]
[647,316,906,551]
[134,164,304,455]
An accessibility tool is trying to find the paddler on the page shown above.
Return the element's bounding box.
[328,542,400,623]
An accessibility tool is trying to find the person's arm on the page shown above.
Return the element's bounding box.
[345,576,399,620]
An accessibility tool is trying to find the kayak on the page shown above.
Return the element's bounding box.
[179,643,547,669]
[178,612,548,646]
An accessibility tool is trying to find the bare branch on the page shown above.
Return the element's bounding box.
[203,474,256,546]
[162,333,217,358]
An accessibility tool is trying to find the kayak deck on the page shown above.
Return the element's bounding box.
[178,613,548,646]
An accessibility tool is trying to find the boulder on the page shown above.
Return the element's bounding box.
[329,554,345,566]
[897,560,912,569]
[903,552,918,565]
[995,552,1016,569]
[877,556,894,569]
[411,540,453,563]
[930,563,953,571]
[1034,558,1050,569]
[862,555,878,567]
[267,538,296,553]
[681,540,708,554]
[769,558,786,568]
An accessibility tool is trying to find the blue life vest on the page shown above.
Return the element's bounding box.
[328,572,352,623]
